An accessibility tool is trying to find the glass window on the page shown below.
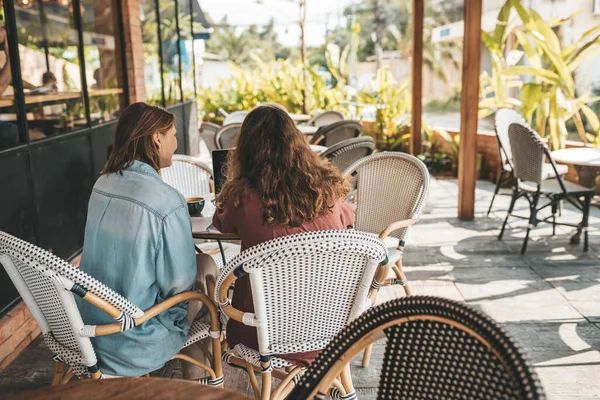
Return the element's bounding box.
[140,0,162,106]
[14,0,87,141]
[0,9,20,150]
[179,0,195,101]
[159,0,182,106]
[81,0,126,125]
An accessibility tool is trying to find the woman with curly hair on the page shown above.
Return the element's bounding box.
[213,104,355,364]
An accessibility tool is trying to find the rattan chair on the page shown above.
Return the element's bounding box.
[161,155,213,199]
[0,231,223,386]
[306,111,344,127]
[200,121,221,153]
[498,123,594,254]
[488,108,568,216]
[223,111,248,126]
[320,136,375,173]
[289,296,546,400]
[216,230,389,400]
[215,123,242,149]
[310,120,362,147]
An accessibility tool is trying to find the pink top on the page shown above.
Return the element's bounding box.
[213,189,355,363]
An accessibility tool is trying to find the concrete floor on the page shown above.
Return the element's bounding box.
[1,178,599,399]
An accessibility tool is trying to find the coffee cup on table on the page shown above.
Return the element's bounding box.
[186,197,205,217]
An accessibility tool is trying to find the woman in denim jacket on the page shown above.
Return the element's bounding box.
[76,103,209,377]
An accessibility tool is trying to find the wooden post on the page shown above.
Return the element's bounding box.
[410,0,424,156]
[458,0,482,220]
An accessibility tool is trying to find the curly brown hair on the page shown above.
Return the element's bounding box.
[216,105,350,227]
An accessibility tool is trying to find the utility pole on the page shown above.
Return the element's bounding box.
[299,0,308,114]
[374,0,384,71]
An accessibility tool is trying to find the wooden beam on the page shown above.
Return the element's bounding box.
[458,0,483,220]
[410,0,424,156]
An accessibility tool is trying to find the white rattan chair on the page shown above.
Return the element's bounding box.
[215,124,242,149]
[200,121,221,153]
[0,231,223,386]
[216,230,389,400]
[161,155,213,199]
[488,109,568,216]
[223,111,249,126]
[306,111,344,127]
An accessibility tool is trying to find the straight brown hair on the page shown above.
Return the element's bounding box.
[102,102,175,175]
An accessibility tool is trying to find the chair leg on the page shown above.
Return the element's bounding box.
[583,195,592,252]
[551,201,558,236]
[487,170,506,216]
[499,188,518,240]
[52,360,73,386]
[361,344,373,367]
[261,371,272,400]
[521,192,540,255]
[339,364,356,400]
[392,257,411,296]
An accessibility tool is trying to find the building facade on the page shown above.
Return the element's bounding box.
[0,0,210,319]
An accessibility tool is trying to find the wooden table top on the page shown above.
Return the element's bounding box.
[7,378,249,400]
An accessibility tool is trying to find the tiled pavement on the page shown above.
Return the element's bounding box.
[1,178,599,399]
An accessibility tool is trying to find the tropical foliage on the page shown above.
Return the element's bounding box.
[479,0,600,149]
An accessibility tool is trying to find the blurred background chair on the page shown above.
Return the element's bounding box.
[199,121,221,153]
[320,136,375,173]
[306,110,344,127]
[215,124,242,149]
[310,120,362,147]
[488,108,568,216]
[222,111,249,126]
[161,155,213,199]
[499,122,594,254]
[289,296,546,400]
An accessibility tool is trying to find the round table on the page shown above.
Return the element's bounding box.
[298,125,319,135]
[551,148,600,187]
[309,144,327,153]
[7,377,249,400]
[289,113,311,123]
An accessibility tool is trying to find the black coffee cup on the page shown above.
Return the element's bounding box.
[186,197,205,217]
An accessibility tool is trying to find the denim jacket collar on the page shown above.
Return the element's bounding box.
[126,160,161,180]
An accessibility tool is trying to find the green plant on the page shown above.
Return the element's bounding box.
[479,0,600,149]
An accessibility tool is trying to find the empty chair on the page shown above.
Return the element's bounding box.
[217,230,389,400]
[306,110,344,127]
[310,120,363,147]
[222,111,249,126]
[215,123,242,149]
[160,155,213,198]
[488,109,568,216]
[289,296,546,400]
[0,231,223,385]
[320,136,375,173]
[499,122,594,254]
[199,121,221,153]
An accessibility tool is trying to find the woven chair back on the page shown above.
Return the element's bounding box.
[223,111,249,126]
[216,123,242,149]
[199,121,221,153]
[508,123,546,185]
[321,136,375,173]
[307,111,344,127]
[216,230,387,356]
[495,109,526,167]
[0,231,143,377]
[343,152,430,241]
[290,296,546,400]
[310,120,362,147]
[161,155,213,198]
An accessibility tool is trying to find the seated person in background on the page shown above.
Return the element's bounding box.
[76,102,209,377]
[213,104,355,365]
[31,71,58,94]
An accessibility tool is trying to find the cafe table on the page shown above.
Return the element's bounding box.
[7,377,249,400]
[298,125,319,135]
[551,147,600,187]
[289,113,311,123]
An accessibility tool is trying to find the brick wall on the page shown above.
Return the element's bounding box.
[119,0,146,103]
[0,303,41,372]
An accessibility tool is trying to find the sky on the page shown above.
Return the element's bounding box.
[200,0,357,47]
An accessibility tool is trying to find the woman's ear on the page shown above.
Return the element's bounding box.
[152,131,161,148]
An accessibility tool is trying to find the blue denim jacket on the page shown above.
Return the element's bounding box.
[76,160,196,376]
